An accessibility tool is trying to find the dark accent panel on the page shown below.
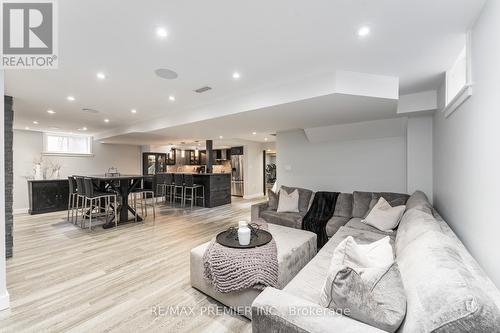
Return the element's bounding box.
[192,173,231,207]
[28,179,69,215]
[4,95,13,258]
[206,140,214,173]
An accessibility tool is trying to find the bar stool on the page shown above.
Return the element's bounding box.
[155,173,167,203]
[164,173,175,204]
[74,177,86,226]
[183,174,205,209]
[67,176,79,223]
[173,173,185,207]
[82,178,117,230]
[129,179,156,222]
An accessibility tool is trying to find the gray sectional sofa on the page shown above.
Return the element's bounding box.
[251,190,500,332]
[251,187,409,238]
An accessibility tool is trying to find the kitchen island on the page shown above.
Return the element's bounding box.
[160,173,231,208]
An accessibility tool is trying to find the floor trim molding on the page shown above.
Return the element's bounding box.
[0,291,10,311]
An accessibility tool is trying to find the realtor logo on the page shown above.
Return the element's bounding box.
[1,0,58,68]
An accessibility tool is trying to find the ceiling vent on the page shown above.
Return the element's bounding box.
[194,86,212,93]
[81,108,100,114]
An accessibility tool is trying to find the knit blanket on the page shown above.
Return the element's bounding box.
[202,223,278,293]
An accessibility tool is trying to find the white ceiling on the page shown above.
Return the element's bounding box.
[6,0,485,143]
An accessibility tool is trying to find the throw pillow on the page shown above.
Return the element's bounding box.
[267,189,279,210]
[276,189,299,213]
[320,236,406,332]
[362,197,405,232]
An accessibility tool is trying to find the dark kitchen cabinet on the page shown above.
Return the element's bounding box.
[230,146,244,155]
[199,150,207,165]
[187,150,201,165]
[28,179,69,214]
[143,153,169,175]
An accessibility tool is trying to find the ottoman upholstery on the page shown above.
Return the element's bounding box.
[190,222,317,319]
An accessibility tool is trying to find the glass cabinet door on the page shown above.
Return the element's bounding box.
[147,154,157,175]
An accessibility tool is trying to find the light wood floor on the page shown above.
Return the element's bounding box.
[0,197,266,333]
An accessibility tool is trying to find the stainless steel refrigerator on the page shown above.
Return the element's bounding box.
[231,155,244,196]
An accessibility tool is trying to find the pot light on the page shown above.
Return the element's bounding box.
[219,135,223,139]
[25,126,30,130]
[104,118,110,123]
[79,126,88,131]
[67,96,75,102]
[232,72,241,79]
[252,131,257,135]
[156,26,168,38]
[47,109,56,114]
[169,95,175,101]
[264,137,268,141]
[131,109,137,114]
[357,26,371,38]
[33,121,39,124]
[96,72,106,80]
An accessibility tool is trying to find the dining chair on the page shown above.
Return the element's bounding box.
[183,174,205,209]
[82,178,117,230]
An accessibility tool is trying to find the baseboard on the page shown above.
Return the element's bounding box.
[13,208,28,215]
[243,193,265,200]
[0,290,10,311]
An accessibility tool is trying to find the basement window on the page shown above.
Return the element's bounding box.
[42,133,93,156]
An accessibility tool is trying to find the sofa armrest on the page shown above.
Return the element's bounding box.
[251,201,269,220]
[252,288,384,333]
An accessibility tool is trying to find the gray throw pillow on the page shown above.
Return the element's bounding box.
[324,263,407,333]
[268,189,279,210]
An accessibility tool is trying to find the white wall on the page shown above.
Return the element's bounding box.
[0,70,10,311]
[13,130,141,212]
[276,128,407,193]
[433,0,500,287]
[407,115,433,202]
[243,142,264,198]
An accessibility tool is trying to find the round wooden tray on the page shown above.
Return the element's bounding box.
[216,229,273,249]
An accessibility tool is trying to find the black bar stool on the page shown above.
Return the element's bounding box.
[82,178,117,230]
[173,174,185,206]
[183,174,205,209]
[74,177,86,226]
[67,176,79,223]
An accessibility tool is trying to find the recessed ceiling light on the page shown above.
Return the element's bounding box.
[232,72,241,79]
[156,26,168,38]
[169,96,175,101]
[357,26,371,38]
[47,109,55,114]
[104,119,110,123]
[252,132,257,135]
[67,96,75,102]
[96,72,106,80]
[131,109,137,114]
[264,137,268,141]
[33,121,39,124]
[78,126,88,131]
[267,149,271,152]
[25,126,30,130]
[219,135,223,139]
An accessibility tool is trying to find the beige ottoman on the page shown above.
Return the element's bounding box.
[190,222,317,319]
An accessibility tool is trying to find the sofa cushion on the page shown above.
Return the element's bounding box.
[353,191,410,218]
[395,208,443,255]
[326,216,349,237]
[345,218,396,237]
[267,189,279,210]
[352,191,373,218]
[405,190,433,215]
[333,193,353,218]
[284,226,395,305]
[396,225,500,332]
[260,209,304,229]
[281,186,313,213]
[277,189,299,213]
[362,197,406,232]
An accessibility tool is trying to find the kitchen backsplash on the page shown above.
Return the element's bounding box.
[167,160,231,173]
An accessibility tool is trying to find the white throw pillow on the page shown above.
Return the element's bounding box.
[320,236,394,307]
[276,189,299,213]
[362,197,406,232]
